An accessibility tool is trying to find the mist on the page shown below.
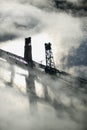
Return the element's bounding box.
[0,57,87,130]
[0,0,87,78]
[0,1,87,129]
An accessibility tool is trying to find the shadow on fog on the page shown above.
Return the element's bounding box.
[0,59,87,127]
[25,68,50,114]
[25,70,37,114]
[0,59,15,87]
[24,67,87,124]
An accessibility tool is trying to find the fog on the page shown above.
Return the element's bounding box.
[0,0,87,130]
[0,0,87,78]
[0,58,87,130]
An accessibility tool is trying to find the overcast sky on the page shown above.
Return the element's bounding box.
[0,0,87,78]
[0,2,87,130]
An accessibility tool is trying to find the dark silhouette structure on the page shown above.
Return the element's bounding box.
[45,43,57,74]
[24,37,32,63]
[0,37,87,84]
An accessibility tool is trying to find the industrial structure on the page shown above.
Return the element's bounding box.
[24,37,57,74]
[0,37,87,130]
[0,37,87,85]
[45,43,57,74]
[24,37,32,63]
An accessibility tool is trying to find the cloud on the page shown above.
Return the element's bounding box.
[0,0,87,78]
[0,33,18,42]
[60,40,87,78]
[54,0,87,16]
[0,2,46,38]
[0,2,87,129]
[0,57,87,130]
[64,42,87,67]
[66,0,79,3]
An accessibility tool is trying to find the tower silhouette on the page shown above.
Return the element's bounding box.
[45,43,56,74]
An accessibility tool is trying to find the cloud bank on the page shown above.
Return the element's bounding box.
[0,0,87,78]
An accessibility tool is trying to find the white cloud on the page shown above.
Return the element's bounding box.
[0,0,86,77]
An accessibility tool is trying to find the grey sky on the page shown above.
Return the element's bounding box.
[0,0,87,78]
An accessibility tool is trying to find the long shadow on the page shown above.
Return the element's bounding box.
[25,70,37,114]
[25,68,51,114]
[33,71,87,123]
[0,59,15,87]
[0,58,87,125]
[7,64,15,87]
[16,66,87,123]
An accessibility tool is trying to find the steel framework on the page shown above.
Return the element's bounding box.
[45,43,56,74]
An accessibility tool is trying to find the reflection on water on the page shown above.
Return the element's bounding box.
[0,58,87,130]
